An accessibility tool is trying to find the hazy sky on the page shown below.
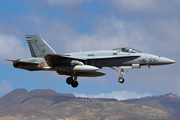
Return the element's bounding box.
[0,0,179,100]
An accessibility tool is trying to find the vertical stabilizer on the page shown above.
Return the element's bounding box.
[26,34,56,57]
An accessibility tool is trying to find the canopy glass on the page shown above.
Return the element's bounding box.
[112,47,141,53]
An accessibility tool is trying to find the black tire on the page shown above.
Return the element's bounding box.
[66,77,73,85]
[71,81,78,88]
[118,77,124,83]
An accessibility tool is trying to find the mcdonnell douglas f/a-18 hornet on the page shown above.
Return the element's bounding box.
[6,35,176,88]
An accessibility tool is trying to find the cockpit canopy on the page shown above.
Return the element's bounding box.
[112,47,141,53]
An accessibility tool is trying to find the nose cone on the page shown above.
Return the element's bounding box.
[158,57,176,65]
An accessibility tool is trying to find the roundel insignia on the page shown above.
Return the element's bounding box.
[40,63,44,67]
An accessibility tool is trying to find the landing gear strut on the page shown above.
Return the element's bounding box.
[110,67,129,84]
[66,76,78,88]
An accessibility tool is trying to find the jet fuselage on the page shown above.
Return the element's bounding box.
[8,35,175,88]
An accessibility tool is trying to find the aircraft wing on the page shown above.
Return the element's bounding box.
[44,54,140,67]
[44,54,87,67]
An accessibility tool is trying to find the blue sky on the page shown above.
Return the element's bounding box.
[0,0,179,100]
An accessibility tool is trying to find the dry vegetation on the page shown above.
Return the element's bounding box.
[0,89,177,120]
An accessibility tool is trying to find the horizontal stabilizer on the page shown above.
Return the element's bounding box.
[5,59,39,65]
[5,59,15,62]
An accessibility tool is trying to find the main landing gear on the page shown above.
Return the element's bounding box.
[110,67,129,84]
[66,76,78,88]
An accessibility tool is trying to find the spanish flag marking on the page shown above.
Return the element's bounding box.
[40,63,44,67]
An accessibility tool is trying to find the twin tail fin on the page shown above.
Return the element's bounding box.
[26,34,56,57]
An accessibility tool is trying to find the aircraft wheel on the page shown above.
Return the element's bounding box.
[66,77,73,85]
[118,77,124,83]
[71,81,78,88]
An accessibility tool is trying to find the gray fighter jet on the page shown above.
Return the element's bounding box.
[6,35,176,88]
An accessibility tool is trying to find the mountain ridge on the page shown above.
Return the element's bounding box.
[121,93,180,120]
[0,88,177,120]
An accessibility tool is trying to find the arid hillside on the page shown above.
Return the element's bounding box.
[0,89,176,120]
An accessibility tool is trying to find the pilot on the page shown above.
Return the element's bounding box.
[122,48,126,52]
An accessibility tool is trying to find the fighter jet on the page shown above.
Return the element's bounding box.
[6,35,176,88]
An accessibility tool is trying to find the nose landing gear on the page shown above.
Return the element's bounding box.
[66,76,78,88]
[118,77,124,83]
[110,67,129,84]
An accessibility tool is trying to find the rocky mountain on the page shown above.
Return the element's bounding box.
[121,93,180,120]
[0,89,177,120]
